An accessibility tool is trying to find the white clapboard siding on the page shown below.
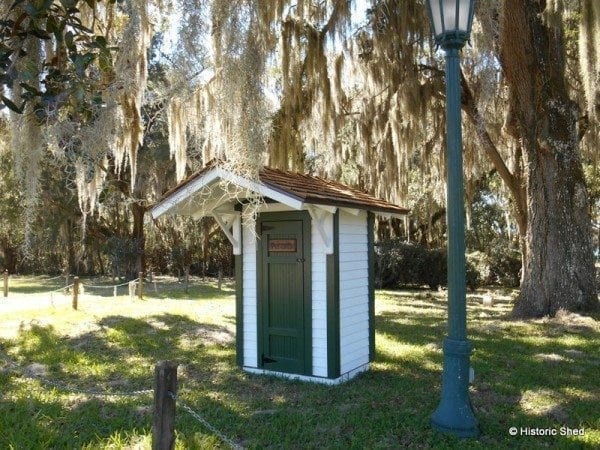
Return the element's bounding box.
[338,209,370,375]
[338,260,368,272]
[339,224,368,234]
[242,216,258,368]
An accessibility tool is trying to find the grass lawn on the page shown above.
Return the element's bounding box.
[0,277,598,449]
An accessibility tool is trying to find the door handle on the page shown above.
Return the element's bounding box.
[296,258,305,263]
[262,354,277,364]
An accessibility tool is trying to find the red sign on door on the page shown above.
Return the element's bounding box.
[268,239,297,252]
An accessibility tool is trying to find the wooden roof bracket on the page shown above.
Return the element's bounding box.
[212,211,242,255]
[306,205,335,255]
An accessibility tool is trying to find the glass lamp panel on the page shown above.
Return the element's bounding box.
[457,0,471,32]
[442,0,458,32]
[429,0,444,37]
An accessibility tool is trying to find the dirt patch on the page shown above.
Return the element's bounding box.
[538,310,599,336]
[563,349,585,357]
[147,319,171,331]
[534,353,567,363]
[519,388,570,422]
[481,323,503,334]
[191,326,234,345]
[25,362,48,377]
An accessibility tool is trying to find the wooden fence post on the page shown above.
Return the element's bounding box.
[153,361,178,450]
[139,272,144,300]
[3,270,8,298]
[218,269,222,292]
[72,277,79,310]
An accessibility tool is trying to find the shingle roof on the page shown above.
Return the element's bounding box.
[155,161,409,216]
[259,167,408,214]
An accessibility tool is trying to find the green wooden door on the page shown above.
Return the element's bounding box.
[258,213,311,375]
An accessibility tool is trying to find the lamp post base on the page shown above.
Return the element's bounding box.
[431,338,479,438]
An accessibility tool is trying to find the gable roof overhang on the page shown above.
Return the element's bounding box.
[150,164,409,221]
[151,166,304,219]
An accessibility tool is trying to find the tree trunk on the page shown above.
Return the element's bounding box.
[500,0,598,317]
[1,238,18,273]
[97,246,105,275]
[131,201,146,275]
[65,220,77,274]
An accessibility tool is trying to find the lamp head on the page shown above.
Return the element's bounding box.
[426,0,475,49]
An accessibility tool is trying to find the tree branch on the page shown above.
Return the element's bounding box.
[459,69,527,232]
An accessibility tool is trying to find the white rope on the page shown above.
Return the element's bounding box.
[47,284,74,294]
[168,391,243,450]
[48,284,74,307]
[81,278,139,289]
[43,274,72,281]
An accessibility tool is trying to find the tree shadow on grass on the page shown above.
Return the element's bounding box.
[2,291,598,449]
[0,312,245,449]
[2,314,235,394]
[375,293,599,448]
[0,371,155,449]
[186,293,597,448]
[2,308,461,448]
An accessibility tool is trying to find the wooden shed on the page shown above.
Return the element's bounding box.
[151,161,408,384]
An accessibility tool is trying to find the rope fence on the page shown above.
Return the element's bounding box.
[47,284,75,294]
[0,355,243,450]
[49,284,74,307]
[2,273,232,313]
[81,279,135,289]
[80,278,140,300]
[154,361,243,450]
[42,274,75,282]
[0,271,232,310]
[168,391,243,450]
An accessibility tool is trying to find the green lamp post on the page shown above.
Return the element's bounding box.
[425,0,479,438]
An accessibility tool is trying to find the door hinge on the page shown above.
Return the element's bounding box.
[262,354,277,364]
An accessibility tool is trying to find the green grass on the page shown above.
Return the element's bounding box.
[0,279,598,449]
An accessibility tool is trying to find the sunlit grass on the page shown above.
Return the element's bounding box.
[0,280,598,448]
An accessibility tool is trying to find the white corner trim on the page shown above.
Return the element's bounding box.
[212,211,242,255]
[306,205,334,254]
[243,363,369,385]
[232,213,242,255]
